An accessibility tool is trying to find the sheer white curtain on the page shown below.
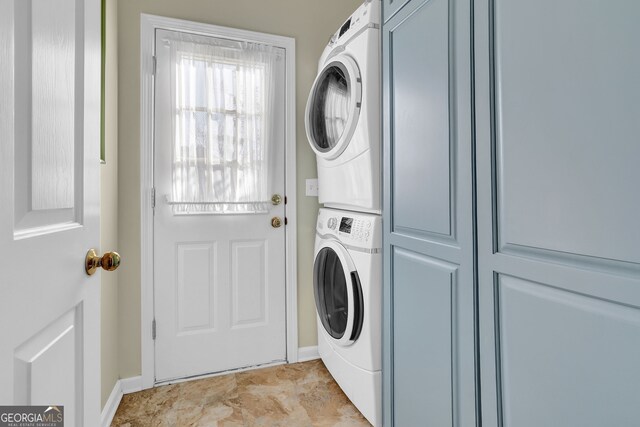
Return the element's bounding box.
[168,34,280,214]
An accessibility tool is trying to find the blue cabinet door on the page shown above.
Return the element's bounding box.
[474,1,640,425]
[382,0,411,22]
[382,0,477,425]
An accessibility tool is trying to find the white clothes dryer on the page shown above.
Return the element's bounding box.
[314,208,382,426]
[305,0,381,214]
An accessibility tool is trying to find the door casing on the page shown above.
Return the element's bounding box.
[139,14,298,389]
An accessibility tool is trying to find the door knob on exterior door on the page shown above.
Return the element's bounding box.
[271,217,282,228]
[85,249,121,275]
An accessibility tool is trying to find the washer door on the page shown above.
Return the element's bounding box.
[313,240,364,346]
[305,55,362,160]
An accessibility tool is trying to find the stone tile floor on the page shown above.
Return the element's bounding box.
[111,359,372,426]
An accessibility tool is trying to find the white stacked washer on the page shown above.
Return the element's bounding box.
[307,1,383,426]
[314,208,382,426]
[305,0,381,214]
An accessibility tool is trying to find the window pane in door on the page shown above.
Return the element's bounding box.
[168,36,283,214]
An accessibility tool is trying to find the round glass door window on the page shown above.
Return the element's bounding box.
[306,58,361,156]
[313,246,363,341]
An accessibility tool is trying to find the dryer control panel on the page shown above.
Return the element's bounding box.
[317,208,381,248]
[328,0,380,47]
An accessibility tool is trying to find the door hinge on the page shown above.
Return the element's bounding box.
[152,319,157,340]
[152,55,157,75]
[151,187,156,209]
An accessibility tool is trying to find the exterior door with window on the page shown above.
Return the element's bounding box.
[153,29,288,381]
[0,0,102,425]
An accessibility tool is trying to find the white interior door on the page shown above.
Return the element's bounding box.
[153,29,287,382]
[0,0,101,425]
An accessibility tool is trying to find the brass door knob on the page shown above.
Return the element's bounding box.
[271,194,282,206]
[271,217,282,228]
[85,249,121,276]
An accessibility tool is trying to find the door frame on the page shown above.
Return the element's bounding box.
[139,13,298,389]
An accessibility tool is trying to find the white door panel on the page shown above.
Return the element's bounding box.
[230,240,268,328]
[175,243,217,334]
[153,29,287,382]
[0,0,101,425]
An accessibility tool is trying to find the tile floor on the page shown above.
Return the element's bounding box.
[111,359,372,426]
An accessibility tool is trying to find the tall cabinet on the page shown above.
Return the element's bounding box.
[384,0,640,425]
[382,0,477,425]
[474,0,640,426]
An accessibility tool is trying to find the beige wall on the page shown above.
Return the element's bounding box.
[116,0,362,378]
[101,0,119,407]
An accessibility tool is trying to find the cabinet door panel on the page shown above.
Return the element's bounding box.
[383,0,411,22]
[392,248,455,427]
[475,1,640,425]
[493,0,640,264]
[497,274,640,427]
[383,0,476,425]
[390,0,451,238]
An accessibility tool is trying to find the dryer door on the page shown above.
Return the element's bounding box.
[305,55,362,160]
[313,240,364,346]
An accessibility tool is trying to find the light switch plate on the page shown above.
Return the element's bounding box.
[305,178,319,197]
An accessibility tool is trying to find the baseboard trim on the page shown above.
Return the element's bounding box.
[101,376,144,427]
[101,380,122,427]
[120,376,143,394]
[297,346,320,362]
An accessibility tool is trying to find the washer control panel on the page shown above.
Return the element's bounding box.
[317,208,380,247]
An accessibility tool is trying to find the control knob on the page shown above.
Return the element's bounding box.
[327,217,337,230]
